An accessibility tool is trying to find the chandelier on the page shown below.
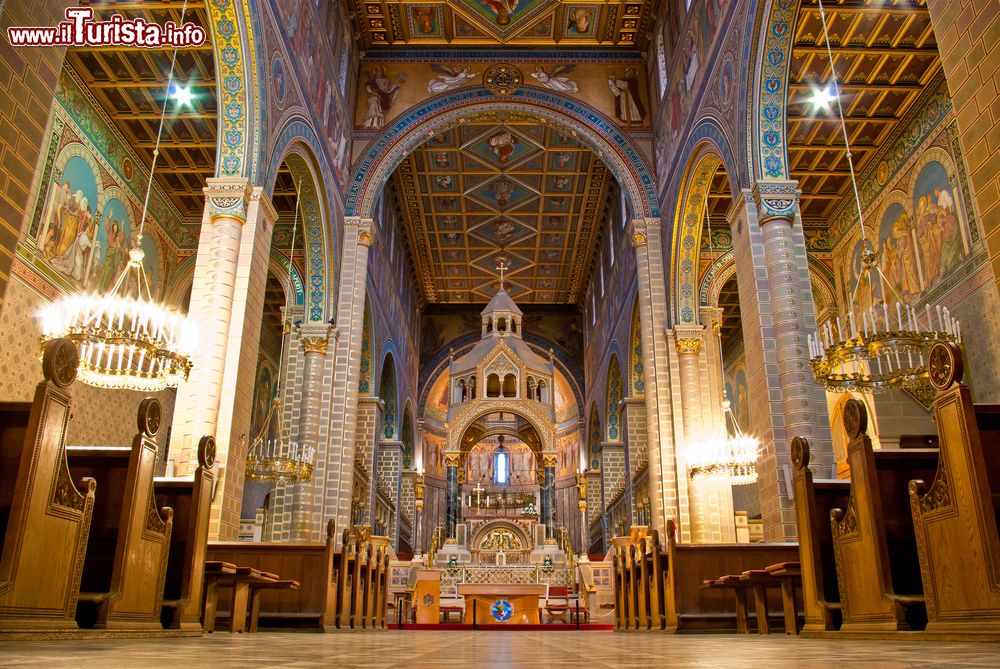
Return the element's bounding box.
[244,178,314,484]
[687,187,759,486]
[37,1,196,392]
[687,400,759,486]
[245,396,315,483]
[805,0,962,394]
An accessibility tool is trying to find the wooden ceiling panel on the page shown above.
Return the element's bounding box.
[788,0,941,224]
[64,1,217,222]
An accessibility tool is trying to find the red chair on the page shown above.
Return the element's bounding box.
[543,585,571,623]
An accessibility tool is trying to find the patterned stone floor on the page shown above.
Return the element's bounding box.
[1,631,998,668]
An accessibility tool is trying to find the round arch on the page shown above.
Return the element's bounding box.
[401,402,415,469]
[263,138,334,323]
[446,400,556,457]
[378,351,398,440]
[628,294,645,398]
[606,354,624,442]
[587,403,602,471]
[671,137,739,325]
[344,87,660,221]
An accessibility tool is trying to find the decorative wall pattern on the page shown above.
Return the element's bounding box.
[628,298,644,397]
[606,354,622,441]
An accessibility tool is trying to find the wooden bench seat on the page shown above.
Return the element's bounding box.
[830,399,937,633]
[203,563,278,633]
[908,342,1000,637]
[155,435,215,631]
[792,436,850,633]
[0,342,95,635]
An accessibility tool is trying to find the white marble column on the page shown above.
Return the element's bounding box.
[291,324,331,541]
[323,217,375,545]
[170,177,275,540]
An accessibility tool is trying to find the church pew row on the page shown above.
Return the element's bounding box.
[0,340,95,635]
[612,522,799,633]
[830,399,938,633]
[67,398,173,630]
[204,524,390,631]
[791,436,849,633]
[155,436,216,631]
[908,342,1000,636]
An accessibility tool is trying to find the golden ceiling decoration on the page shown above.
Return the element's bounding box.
[391,117,612,305]
[355,0,651,48]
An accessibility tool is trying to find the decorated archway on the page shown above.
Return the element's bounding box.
[345,87,659,221]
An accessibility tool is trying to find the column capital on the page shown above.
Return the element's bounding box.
[675,337,703,354]
[298,322,333,355]
[752,180,801,226]
[345,217,376,247]
[444,452,462,468]
[541,452,559,468]
[301,336,330,355]
[629,218,661,247]
[204,177,254,223]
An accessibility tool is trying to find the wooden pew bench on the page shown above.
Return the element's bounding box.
[154,435,215,631]
[831,399,937,634]
[791,436,850,633]
[0,341,95,635]
[66,398,172,631]
[700,562,801,635]
[908,343,1000,637]
[205,520,340,631]
[203,562,281,633]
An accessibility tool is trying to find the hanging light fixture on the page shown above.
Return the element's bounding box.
[687,198,759,485]
[245,179,314,484]
[37,1,196,391]
[805,0,962,394]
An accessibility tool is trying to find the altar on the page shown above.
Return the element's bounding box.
[456,583,547,625]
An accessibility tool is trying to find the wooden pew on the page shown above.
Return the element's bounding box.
[791,436,850,633]
[205,519,339,631]
[68,398,173,630]
[909,342,1000,637]
[830,398,938,633]
[662,519,799,633]
[0,340,95,634]
[155,435,215,631]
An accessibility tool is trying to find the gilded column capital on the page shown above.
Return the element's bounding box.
[346,217,376,247]
[204,177,254,223]
[752,180,801,226]
[444,452,462,468]
[675,337,703,354]
[298,323,332,356]
[301,336,329,355]
[629,217,661,248]
[541,452,558,468]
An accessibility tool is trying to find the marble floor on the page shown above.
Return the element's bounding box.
[1,631,998,668]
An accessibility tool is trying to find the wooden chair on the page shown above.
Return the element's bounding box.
[909,342,1000,637]
[155,435,215,631]
[830,398,937,633]
[791,436,849,632]
[543,585,571,623]
[0,340,95,634]
[68,397,173,630]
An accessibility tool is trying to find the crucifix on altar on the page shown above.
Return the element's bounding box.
[472,481,485,509]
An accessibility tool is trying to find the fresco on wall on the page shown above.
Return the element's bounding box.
[251,363,275,440]
[354,59,649,131]
[38,155,100,287]
[875,160,970,304]
[96,198,132,293]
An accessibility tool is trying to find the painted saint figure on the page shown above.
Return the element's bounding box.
[488,130,517,164]
[363,66,403,129]
[608,67,646,125]
[479,0,520,25]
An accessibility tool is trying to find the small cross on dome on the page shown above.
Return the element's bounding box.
[496,257,509,289]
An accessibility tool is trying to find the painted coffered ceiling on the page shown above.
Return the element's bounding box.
[392,114,613,305]
[354,0,653,48]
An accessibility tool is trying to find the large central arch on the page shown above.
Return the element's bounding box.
[446,399,556,458]
[344,86,660,221]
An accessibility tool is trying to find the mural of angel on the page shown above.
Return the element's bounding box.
[488,130,517,163]
[427,64,477,94]
[530,65,579,93]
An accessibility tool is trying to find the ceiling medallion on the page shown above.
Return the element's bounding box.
[483,64,522,96]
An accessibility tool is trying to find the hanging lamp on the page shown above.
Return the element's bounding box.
[37,1,196,391]
[805,0,961,394]
[245,179,315,484]
[686,198,759,485]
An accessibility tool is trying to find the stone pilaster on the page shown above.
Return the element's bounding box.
[323,217,375,545]
[620,397,645,525]
[630,218,680,538]
[376,439,403,547]
[170,178,275,540]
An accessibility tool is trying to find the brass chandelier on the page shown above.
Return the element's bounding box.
[806,0,961,394]
[37,1,196,392]
[245,179,314,484]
